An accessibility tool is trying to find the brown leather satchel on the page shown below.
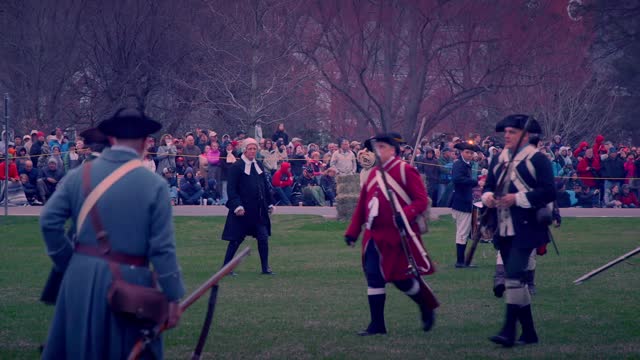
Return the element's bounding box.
[78,161,169,325]
[106,262,169,325]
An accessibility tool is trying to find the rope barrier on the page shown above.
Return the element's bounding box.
[3,150,639,181]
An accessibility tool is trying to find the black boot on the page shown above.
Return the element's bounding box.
[489,304,519,347]
[257,237,274,275]
[358,294,387,336]
[455,244,466,268]
[394,279,435,332]
[516,305,538,345]
[493,264,506,298]
[410,293,435,332]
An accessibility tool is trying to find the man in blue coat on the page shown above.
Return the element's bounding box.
[482,114,556,347]
[221,137,276,275]
[40,107,185,359]
[450,142,482,268]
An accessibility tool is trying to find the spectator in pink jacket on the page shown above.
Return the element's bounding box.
[206,142,223,200]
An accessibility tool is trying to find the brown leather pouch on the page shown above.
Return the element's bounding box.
[107,263,169,325]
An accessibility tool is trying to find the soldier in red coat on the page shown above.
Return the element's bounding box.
[345,133,436,336]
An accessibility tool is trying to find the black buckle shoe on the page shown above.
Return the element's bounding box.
[421,308,435,332]
[357,328,387,336]
[515,334,539,346]
[489,334,515,347]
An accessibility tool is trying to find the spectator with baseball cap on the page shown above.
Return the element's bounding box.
[22,134,33,153]
[162,167,179,206]
[29,131,46,167]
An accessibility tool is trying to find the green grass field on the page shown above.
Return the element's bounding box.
[1,216,639,359]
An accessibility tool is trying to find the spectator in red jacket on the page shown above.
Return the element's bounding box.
[619,184,639,208]
[624,154,636,185]
[576,135,603,188]
[0,154,19,182]
[272,162,294,205]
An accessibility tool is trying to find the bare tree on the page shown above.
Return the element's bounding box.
[75,0,198,129]
[0,0,85,133]
[499,76,617,145]
[179,0,317,136]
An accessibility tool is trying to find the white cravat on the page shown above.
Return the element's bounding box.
[241,154,263,175]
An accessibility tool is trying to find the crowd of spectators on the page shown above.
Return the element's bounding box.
[1,126,639,209]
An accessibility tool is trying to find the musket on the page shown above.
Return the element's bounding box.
[409,115,428,167]
[371,140,439,310]
[469,116,533,265]
[464,204,482,266]
[548,229,560,256]
[127,247,251,360]
[574,246,639,285]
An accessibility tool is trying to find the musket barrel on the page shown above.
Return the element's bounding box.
[574,246,640,285]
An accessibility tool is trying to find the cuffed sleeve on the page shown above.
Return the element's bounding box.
[40,175,75,272]
[481,191,495,206]
[515,191,532,208]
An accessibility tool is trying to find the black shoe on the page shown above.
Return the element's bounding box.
[493,284,505,298]
[516,335,539,346]
[357,327,387,336]
[261,269,276,275]
[455,263,477,268]
[517,305,538,345]
[489,335,515,347]
[490,304,519,347]
[421,308,435,332]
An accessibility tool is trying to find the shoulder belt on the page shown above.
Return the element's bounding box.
[76,159,143,235]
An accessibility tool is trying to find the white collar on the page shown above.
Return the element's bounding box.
[241,154,263,175]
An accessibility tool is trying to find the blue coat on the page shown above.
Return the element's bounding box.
[40,147,185,360]
[450,159,477,213]
[484,149,556,249]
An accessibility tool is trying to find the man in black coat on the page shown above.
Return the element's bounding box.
[450,142,482,268]
[482,114,556,347]
[221,137,276,275]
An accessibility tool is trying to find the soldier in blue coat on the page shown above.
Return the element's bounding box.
[481,114,556,348]
[450,142,482,268]
[221,137,276,275]
[40,108,185,359]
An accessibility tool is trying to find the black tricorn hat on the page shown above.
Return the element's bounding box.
[454,142,476,152]
[495,114,542,134]
[79,127,110,146]
[97,107,162,139]
[364,132,406,152]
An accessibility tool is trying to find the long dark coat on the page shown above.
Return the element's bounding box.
[222,158,275,241]
[450,159,478,212]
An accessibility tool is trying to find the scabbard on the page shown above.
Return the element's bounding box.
[40,267,64,305]
[418,276,440,310]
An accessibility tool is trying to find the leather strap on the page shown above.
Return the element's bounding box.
[77,159,144,282]
[76,159,143,237]
[75,244,148,267]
